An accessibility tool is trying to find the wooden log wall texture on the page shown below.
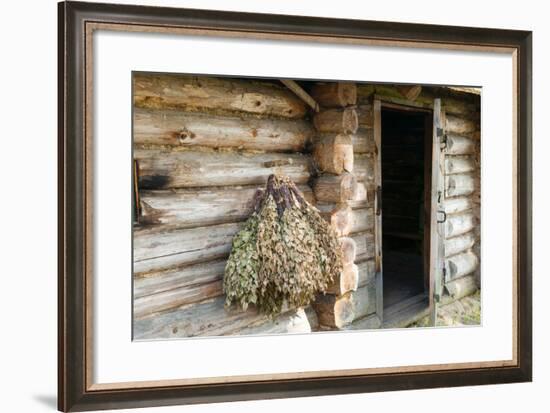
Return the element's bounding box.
[133,74,308,118]
[310,82,379,329]
[441,94,481,292]
[134,108,314,152]
[132,74,317,336]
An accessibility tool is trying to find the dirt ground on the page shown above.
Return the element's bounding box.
[411,290,481,327]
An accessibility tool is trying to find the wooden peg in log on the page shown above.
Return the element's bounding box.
[310,82,357,107]
[313,172,357,203]
[313,108,359,134]
[313,133,354,174]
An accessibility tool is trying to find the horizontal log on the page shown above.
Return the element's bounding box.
[350,283,377,322]
[135,148,312,189]
[396,85,422,101]
[444,196,473,215]
[445,251,479,283]
[228,308,313,336]
[326,263,359,295]
[342,313,381,330]
[352,231,376,261]
[440,96,478,116]
[313,293,354,328]
[305,306,320,331]
[313,172,357,203]
[317,203,352,237]
[443,274,478,301]
[446,173,476,197]
[356,84,376,103]
[445,114,478,135]
[133,74,308,118]
[313,133,354,174]
[354,154,375,184]
[134,295,281,339]
[339,237,357,265]
[445,155,476,175]
[134,222,241,274]
[445,232,476,257]
[351,127,375,153]
[310,82,357,107]
[349,181,369,208]
[446,213,476,238]
[317,205,373,236]
[349,208,374,234]
[314,283,376,328]
[133,108,314,152]
[358,84,479,115]
[446,134,476,155]
[139,185,313,227]
[134,279,223,319]
[313,108,359,134]
[357,105,373,128]
[357,259,376,287]
[134,259,226,298]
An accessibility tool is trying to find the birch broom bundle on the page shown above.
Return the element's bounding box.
[223,174,343,316]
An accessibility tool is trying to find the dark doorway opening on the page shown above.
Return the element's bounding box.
[381,107,432,310]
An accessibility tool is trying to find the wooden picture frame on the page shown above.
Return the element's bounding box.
[58,1,532,411]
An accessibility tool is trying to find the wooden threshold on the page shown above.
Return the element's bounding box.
[382,293,429,329]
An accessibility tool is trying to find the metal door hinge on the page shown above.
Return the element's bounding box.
[376,185,382,216]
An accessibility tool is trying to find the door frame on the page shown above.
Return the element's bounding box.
[373,98,438,325]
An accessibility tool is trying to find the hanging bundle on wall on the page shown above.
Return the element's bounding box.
[224,174,343,316]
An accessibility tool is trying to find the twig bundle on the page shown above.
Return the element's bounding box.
[224,174,342,316]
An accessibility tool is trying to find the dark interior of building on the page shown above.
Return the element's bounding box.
[381,108,431,309]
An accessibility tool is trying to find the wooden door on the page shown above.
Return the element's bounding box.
[373,100,383,321]
[428,99,446,325]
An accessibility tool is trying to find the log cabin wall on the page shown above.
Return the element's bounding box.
[310,83,379,330]
[355,84,481,309]
[132,74,481,339]
[132,74,319,339]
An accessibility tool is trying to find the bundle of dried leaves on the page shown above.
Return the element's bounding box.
[224,174,342,316]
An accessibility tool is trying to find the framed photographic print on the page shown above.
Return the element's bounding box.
[58,1,532,411]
